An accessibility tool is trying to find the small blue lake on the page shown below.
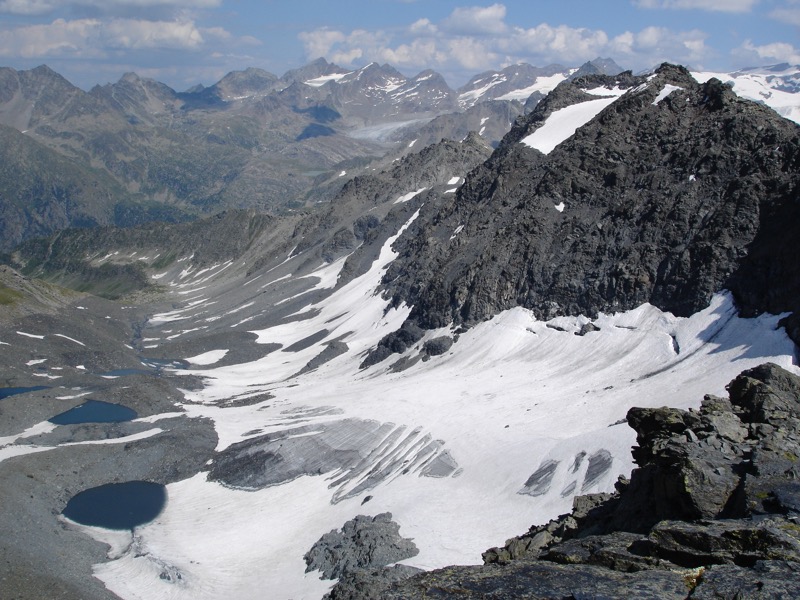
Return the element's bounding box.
[49,400,138,425]
[62,481,167,530]
[0,386,48,400]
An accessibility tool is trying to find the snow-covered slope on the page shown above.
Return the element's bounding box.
[81,240,796,600]
[692,63,800,124]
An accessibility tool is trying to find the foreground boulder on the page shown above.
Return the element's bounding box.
[327,363,800,598]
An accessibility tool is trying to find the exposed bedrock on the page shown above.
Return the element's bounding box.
[325,363,800,598]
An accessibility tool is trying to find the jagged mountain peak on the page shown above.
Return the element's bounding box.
[9,63,82,96]
[89,71,180,121]
[210,66,280,100]
[119,71,145,83]
[376,60,799,345]
[0,64,91,131]
[283,57,348,85]
[571,56,625,79]
[112,71,177,94]
[27,63,71,82]
[340,62,406,85]
[411,68,444,80]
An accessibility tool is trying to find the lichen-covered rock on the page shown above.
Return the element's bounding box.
[690,560,800,599]
[323,564,422,600]
[646,518,800,567]
[380,561,692,599]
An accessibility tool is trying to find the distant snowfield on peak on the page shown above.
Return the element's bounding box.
[86,207,797,600]
[304,72,351,87]
[494,72,569,103]
[458,71,576,108]
[691,66,800,124]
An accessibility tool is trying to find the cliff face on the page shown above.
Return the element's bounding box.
[327,363,800,598]
[380,65,800,343]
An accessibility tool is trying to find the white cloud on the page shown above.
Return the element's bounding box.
[409,18,437,36]
[446,37,499,70]
[0,0,58,15]
[738,40,800,64]
[769,4,800,26]
[298,28,346,59]
[0,0,221,13]
[442,4,507,35]
[0,18,102,58]
[331,47,363,65]
[102,18,204,50]
[632,0,758,11]
[297,3,716,83]
[93,0,221,6]
[500,24,610,62]
[0,16,238,58]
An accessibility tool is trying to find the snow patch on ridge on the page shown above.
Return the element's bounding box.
[652,84,683,105]
[304,72,350,87]
[393,188,427,204]
[521,96,619,154]
[583,85,627,97]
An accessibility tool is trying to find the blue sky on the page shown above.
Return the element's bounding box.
[0,1,797,90]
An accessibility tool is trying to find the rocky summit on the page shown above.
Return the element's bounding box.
[380,64,800,349]
[326,363,800,598]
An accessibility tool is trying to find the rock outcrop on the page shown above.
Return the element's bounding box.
[326,363,800,598]
[304,512,421,599]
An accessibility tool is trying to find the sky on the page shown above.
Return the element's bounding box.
[0,0,798,91]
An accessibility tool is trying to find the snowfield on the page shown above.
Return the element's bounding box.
[72,217,797,600]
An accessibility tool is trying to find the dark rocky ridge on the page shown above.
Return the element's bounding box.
[378,64,800,352]
[327,363,800,598]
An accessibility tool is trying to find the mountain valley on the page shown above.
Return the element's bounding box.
[0,58,799,600]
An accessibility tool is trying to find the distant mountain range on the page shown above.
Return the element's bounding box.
[0,57,798,252]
